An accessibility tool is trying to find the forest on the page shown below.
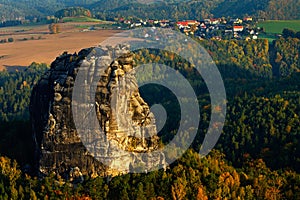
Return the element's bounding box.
[89,0,300,21]
[0,0,299,22]
[0,32,299,199]
[54,7,92,18]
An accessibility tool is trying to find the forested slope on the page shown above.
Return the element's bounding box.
[0,0,299,21]
[0,36,299,199]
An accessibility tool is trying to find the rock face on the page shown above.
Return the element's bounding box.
[30,45,166,178]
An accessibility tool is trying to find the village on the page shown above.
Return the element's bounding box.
[118,17,264,41]
[0,12,276,42]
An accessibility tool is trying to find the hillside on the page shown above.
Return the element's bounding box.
[0,0,299,21]
[259,0,300,20]
[89,0,300,20]
[0,0,98,21]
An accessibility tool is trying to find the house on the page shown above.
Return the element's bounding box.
[244,17,253,21]
[160,19,169,23]
[210,18,220,25]
[230,18,243,24]
[200,23,206,29]
[159,19,170,27]
[123,20,131,24]
[176,21,189,29]
[177,21,195,28]
[177,21,199,34]
[185,20,199,26]
[233,25,244,32]
[147,19,154,24]
[134,22,142,27]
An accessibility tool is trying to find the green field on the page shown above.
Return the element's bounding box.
[258,20,300,34]
[62,16,102,23]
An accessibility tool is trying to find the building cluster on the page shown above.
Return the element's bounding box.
[119,17,262,40]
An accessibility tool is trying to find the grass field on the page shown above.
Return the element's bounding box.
[62,16,102,23]
[258,20,300,34]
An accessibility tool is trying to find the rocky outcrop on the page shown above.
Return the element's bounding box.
[30,45,166,178]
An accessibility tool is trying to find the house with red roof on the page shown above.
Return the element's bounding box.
[176,20,199,28]
[176,21,189,28]
[233,25,244,32]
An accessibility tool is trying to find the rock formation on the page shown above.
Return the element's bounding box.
[30,45,166,178]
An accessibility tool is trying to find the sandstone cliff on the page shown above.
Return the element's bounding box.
[30,45,166,178]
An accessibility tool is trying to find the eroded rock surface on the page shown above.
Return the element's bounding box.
[30,45,166,177]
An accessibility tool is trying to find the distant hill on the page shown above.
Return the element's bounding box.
[0,0,299,21]
[88,0,300,20]
[0,0,98,21]
[211,0,270,18]
[211,0,299,20]
[258,0,300,20]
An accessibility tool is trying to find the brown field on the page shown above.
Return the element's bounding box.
[0,22,122,71]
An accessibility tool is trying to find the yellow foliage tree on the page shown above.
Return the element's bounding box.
[49,23,60,34]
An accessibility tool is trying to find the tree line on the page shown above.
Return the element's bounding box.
[1,148,300,199]
[54,7,92,18]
